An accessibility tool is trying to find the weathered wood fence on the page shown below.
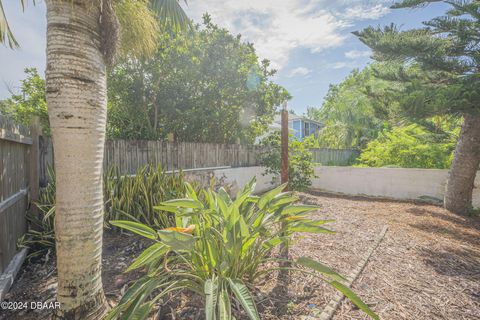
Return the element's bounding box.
[310,148,360,166]
[40,139,263,178]
[39,140,361,180]
[0,116,40,277]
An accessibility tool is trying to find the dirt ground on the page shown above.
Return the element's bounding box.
[1,192,479,320]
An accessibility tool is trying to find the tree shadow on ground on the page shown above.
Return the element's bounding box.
[406,207,480,232]
[409,221,480,247]
[416,245,480,294]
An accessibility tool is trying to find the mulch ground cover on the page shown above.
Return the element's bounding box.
[1,192,479,320]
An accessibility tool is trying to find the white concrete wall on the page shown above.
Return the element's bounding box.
[212,166,277,194]
[183,166,277,195]
[312,166,480,207]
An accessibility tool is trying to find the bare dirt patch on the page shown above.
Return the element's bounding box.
[1,193,479,320]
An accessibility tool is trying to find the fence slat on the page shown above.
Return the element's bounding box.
[0,115,30,275]
[310,148,360,166]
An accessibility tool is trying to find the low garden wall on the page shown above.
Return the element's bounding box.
[312,166,480,207]
[181,166,277,195]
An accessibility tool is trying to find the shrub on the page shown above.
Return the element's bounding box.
[259,132,315,191]
[108,179,378,320]
[357,124,456,169]
[19,165,188,258]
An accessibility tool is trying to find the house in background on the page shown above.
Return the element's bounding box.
[256,114,323,143]
[272,114,323,141]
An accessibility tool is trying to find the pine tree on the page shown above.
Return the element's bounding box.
[354,0,480,215]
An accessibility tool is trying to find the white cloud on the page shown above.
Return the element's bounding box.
[288,67,312,77]
[330,62,348,69]
[342,4,391,20]
[345,49,371,59]
[185,0,391,70]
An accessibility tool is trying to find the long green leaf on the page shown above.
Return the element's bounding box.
[227,278,260,320]
[289,223,335,234]
[258,184,287,209]
[110,220,157,240]
[296,257,347,282]
[281,205,320,215]
[126,243,168,272]
[158,229,196,251]
[330,280,379,320]
[160,198,204,209]
[130,302,154,320]
[218,286,232,320]
[205,278,218,320]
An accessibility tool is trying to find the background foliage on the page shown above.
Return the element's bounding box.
[259,132,315,191]
[357,122,458,169]
[107,14,290,143]
[0,68,49,134]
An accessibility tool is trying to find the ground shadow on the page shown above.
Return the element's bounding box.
[409,221,480,247]
[406,207,480,232]
[417,246,480,288]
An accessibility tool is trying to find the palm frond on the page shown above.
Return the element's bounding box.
[0,0,19,48]
[150,0,191,31]
[0,0,33,48]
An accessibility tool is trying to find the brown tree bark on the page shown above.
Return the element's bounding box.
[46,0,108,318]
[444,113,480,215]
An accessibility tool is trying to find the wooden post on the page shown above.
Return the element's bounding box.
[278,101,290,296]
[29,116,41,220]
[281,102,289,188]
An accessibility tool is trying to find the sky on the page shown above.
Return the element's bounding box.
[0,0,449,115]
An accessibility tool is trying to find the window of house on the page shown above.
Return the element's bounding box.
[293,120,301,139]
[304,121,310,137]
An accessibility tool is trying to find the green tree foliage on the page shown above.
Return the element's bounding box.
[307,67,393,149]
[0,68,49,134]
[259,132,315,191]
[354,0,480,214]
[358,120,458,169]
[107,14,290,143]
[353,0,480,118]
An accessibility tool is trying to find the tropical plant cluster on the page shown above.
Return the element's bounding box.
[109,179,378,320]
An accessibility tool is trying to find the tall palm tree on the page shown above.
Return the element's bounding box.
[1,0,189,318]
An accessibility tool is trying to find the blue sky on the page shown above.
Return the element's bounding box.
[0,0,448,114]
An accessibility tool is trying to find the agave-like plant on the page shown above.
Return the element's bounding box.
[110,178,379,320]
[104,165,187,227]
[19,165,189,259]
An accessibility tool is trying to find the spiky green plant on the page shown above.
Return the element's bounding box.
[109,179,379,320]
[19,165,188,257]
[104,165,188,227]
[18,166,56,259]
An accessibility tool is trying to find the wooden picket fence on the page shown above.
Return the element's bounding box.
[39,139,263,178]
[310,148,360,166]
[0,115,40,279]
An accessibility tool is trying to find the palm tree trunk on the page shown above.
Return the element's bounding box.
[46,0,108,318]
[444,113,480,215]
